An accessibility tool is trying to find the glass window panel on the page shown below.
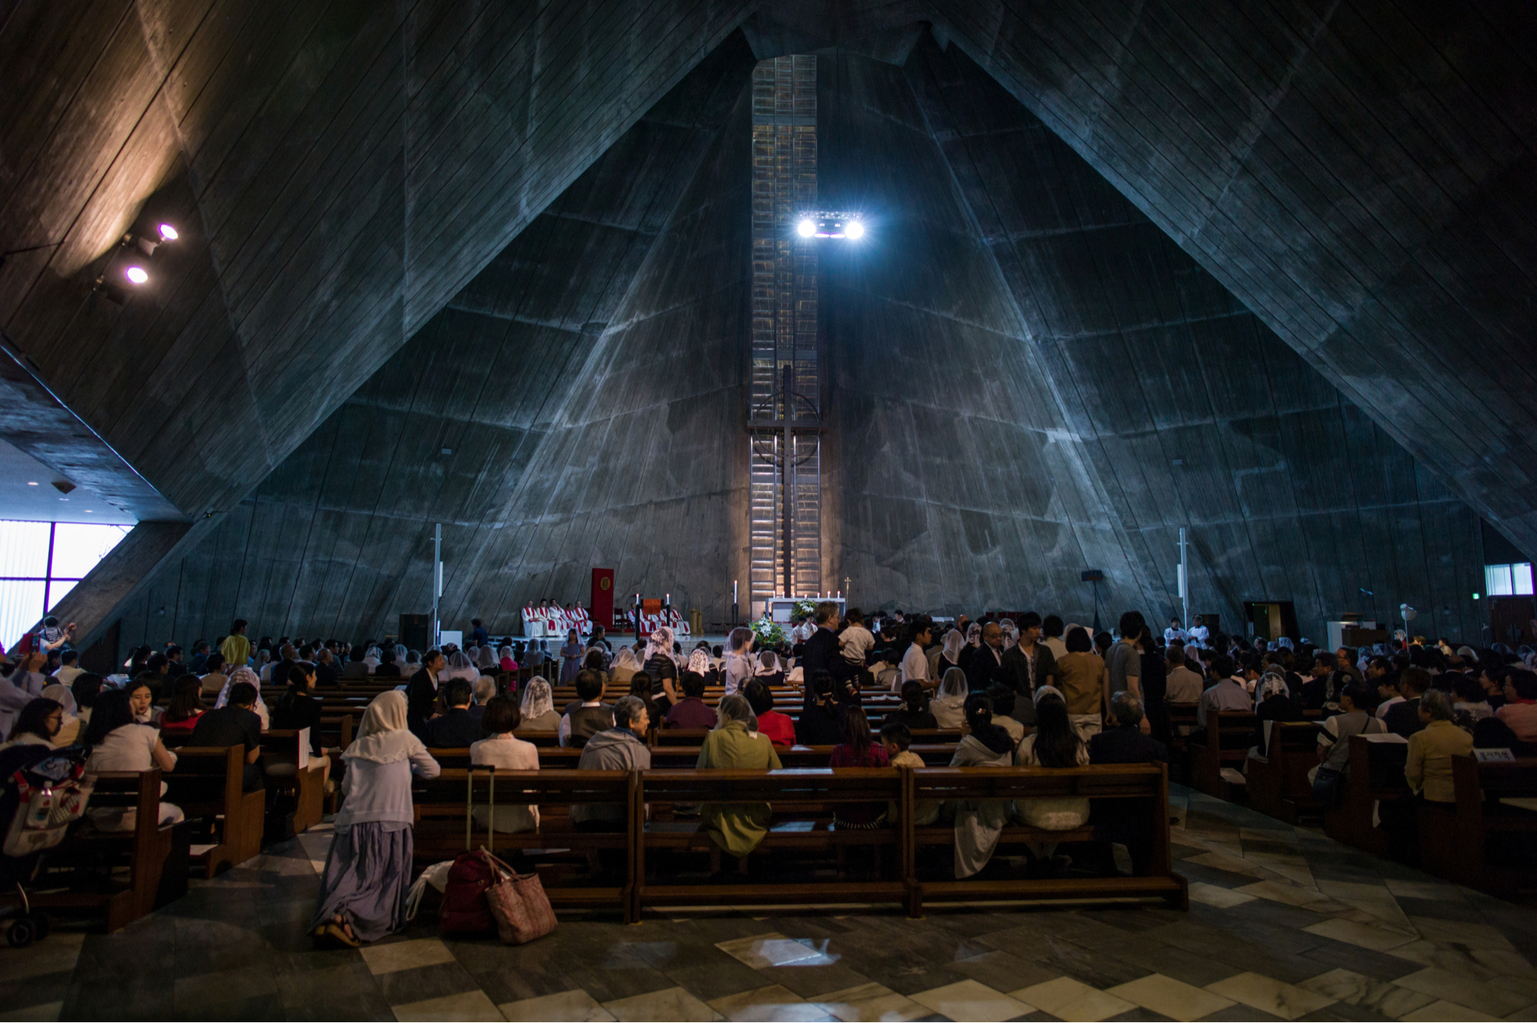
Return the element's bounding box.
[0,521,51,578]
[0,579,46,648]
[48,523,130,580]
[1487,564,1514,597]
[46,578,77,613]
[1516,563,1535,596]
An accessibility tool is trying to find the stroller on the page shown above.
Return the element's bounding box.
[0,743,94,948]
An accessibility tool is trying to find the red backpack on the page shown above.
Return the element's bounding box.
[438,850,495,934]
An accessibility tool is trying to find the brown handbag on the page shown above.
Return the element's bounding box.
[481,847,557,944]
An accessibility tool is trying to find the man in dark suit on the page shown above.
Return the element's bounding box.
[799,602,846,682]
[406,648,446,740]
[425,679,483,748]
[1384,667,1430,738]
[1001,612,1057,700]
[1088,691,1169,875]
[966,622,1008,693]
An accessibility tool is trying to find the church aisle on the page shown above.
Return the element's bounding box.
[7,787,1534,1022]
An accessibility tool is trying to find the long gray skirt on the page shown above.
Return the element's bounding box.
[310,822,413,942]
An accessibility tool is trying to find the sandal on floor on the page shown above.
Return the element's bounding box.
[318,922,361,948]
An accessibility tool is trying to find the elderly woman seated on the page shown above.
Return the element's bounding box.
[697,694,782,877]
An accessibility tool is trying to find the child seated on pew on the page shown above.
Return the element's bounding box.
[879,721,940,826]
[744,680,795,747]
[830,707,889,829]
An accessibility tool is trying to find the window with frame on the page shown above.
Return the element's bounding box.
[1484,562,1535,597]
[0,521,131,647]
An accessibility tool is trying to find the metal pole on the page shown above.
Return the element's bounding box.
[1178,527,1189,628]
[433,523,442,648]
[781,363,794,598]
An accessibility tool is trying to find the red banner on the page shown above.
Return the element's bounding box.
[590,568,614,633]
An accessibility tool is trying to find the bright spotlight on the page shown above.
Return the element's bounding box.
[797,219,815,238]
[845,219,864,240]
[158,223,179,242]
[124,265,149,285]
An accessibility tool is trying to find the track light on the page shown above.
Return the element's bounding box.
[92,221,177,303]
[845,219,864,240]
[797,219,815,238]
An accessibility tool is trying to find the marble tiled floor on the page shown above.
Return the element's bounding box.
[5,786,1536,1022]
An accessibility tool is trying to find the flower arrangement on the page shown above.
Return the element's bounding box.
[748,616,785,647]
[794,598,817,619]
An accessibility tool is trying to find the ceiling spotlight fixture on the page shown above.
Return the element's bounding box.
[795,211,866,241]
[93,221,178,303]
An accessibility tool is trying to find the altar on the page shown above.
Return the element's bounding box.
[765,595,846,623]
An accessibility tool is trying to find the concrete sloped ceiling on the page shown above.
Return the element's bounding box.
[0,0,755,524]
[112,35,758,647]
[874,37,1483,640]
[926,0,1537,561]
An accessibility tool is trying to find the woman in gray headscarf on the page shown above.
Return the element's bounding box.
[998,619,1019,651]
[930,667,970,729]
[608,646,640,687]
[475,644,498,673]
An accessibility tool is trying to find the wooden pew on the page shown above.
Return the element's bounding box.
[1165,701,1199,782]
[6,770,188,932]
[164,746,265,877]
[1420,755,1537,895]
[1246,721,1323,824]
[1324,734,1410,857]
[262,728,326,835]
[1191,711,1257,799]
[634,769,909,919]
[908,764,1186,915]
[412,768,637,921]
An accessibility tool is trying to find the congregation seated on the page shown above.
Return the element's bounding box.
[562,666,614,746]
[570,695,650,829]
[1252,672,1302,757]
[1310,682,1383,806]
[193,681,265,792]
[518,676,560,733]
[2,696,66,751]
[1197,653,1249,726]
[880,721,939,825]
[696,694,781,876]
[1386,668,1431,738]
[884,680,937,731]
[663,671,715,730]
[1014,687,1090,867]
[985,683,1028,744]
[469,695,538,833]
[949,692,1016,877]
[743,679,794,747]
[83,687,184,831]
[830,707,888,828]
[158,676,206,737]
[931,669,969,729]
[1088,691,1168,875]
[425,679,482,748]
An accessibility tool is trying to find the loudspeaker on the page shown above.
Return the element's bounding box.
[400,613,430,653]
[1080,569,1104,582]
